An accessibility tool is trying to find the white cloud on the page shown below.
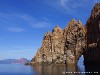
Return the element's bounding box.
[16,14,52,28]
[31,21,51,28]
[44,0,99,14]
[0,13,52,29]
[7,27,25,32]
[16,14,35,22]
[60,0,100,10]
[60,0,85,12]
[60,0,69,8]
[42,17,50,21]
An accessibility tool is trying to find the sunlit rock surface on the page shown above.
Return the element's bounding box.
[30,19,85,65]
[64,19,86,64]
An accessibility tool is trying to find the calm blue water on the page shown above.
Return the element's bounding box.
[0,56,85,75]
[0,64,35,75]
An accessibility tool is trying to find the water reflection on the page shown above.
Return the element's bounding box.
[32,64,84,75]
[31,56,99,75]
[31,56,85,75]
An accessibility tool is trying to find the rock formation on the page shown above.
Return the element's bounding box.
[64,19,86,64]
[29,3,100,65]
[30,19,85,65]
[83,3,100,65]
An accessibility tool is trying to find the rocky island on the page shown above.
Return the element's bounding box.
[27,3,100,66]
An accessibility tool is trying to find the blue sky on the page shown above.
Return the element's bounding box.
[0,0,99,60]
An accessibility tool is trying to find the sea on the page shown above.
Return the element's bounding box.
[0,56,99,75]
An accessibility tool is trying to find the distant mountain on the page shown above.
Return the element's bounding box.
[16,58,30,64]
[0,58,30,64]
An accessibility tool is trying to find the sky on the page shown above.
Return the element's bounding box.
[0,0,99,60]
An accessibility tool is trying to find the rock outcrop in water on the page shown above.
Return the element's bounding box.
[28,3,100,65]
[83,3,100,65]
[30,19,85,65]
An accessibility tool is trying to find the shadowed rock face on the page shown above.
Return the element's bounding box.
[31,19,85,65]
[84,3,100,65]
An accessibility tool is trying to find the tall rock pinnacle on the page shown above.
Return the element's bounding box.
[64,19,85,64]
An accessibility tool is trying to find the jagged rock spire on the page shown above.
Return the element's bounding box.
[68,18,77,25]
[44,31,51,36]
[52,25,63,32]
[91,3,100,17]
[65,18,77,31]
[78,20,82,25]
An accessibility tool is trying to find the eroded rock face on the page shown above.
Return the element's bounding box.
[51,26,65,64]
[32,32,52,64]
[52,25,64,54]
[64,19,86,64]
[84,3,100,65]
[31,19,85,65]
